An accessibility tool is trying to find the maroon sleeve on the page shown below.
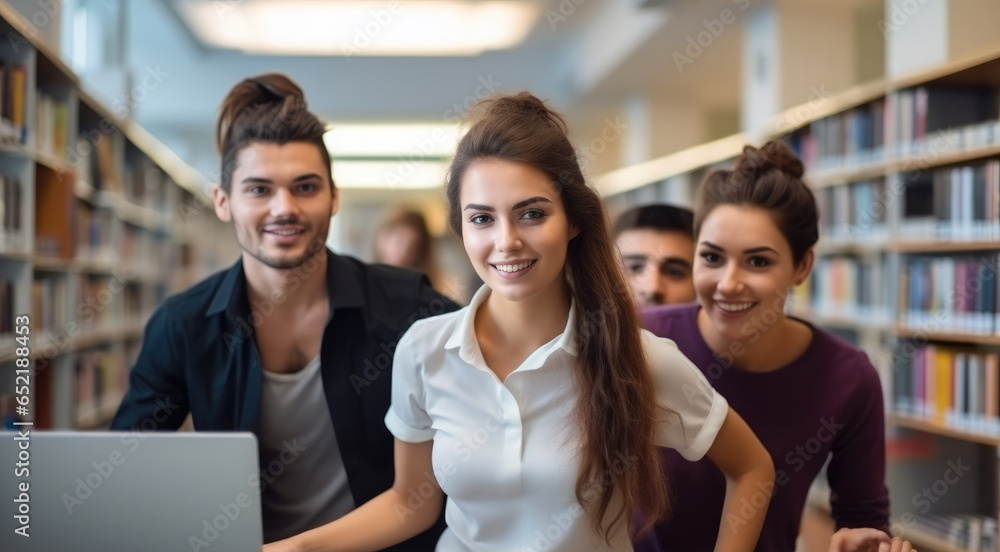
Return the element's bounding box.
[826,352,891,531]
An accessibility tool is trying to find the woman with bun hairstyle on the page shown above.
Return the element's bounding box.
[634,141,901,552]
[264,92,775,552]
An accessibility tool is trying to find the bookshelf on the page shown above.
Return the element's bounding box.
[0,1,233,431]
[597,46,1000,552]
[901,525,983,552]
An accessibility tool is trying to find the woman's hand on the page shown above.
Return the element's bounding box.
[827,528,916,552]
[879,536,917,552]
[828,527,889,552]
[262,538,300,552]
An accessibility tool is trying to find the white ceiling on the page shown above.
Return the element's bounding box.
[116,0,761,187]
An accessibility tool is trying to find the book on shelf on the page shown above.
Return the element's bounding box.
[0,173,21,246]
[75,201,117,263]
[120,223,169,270]
[94,132,121,193]
[892,343,1000,433]
[31,277,67,336]
[0,61,27,145]
[0,278,13,336]
[787,99,887,171]
[789,85,1000,174]
[123,283,141,327]
[904,512,998,552]
[815,178,889,243]
[897,160,1000,240]
[78,130,122,194]
[0,392,31,428]
[807,255,888,323]
[34,167,76,259]
[899,254,998,334]
[894,85,1000,156]
[35,92,68,159]
[74,348,127,427]
[33,356,52,429]
[124,155,168,209]
[76,274,121,331]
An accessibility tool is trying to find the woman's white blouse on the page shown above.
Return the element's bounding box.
[385,287,728,552]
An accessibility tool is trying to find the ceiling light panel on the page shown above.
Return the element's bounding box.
[179,0,541,56]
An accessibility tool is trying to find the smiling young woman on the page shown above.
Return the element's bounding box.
[636,141,898,552]
[263,93,775,552]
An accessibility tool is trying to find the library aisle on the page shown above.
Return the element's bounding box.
[603,47,1000,552]
[0,2,232,431]
[1,0,1000,551]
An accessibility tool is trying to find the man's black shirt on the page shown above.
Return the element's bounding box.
[111,249,459,550]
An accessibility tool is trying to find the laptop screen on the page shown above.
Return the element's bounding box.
[0,431,262,552]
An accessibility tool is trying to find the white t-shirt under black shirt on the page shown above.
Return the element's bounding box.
[385,285,729,552]
[258,354,355,542]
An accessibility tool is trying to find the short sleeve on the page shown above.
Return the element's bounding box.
[643,330,728,461]
[384,325,436,443]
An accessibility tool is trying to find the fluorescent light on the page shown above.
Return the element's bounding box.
[179,1,541,56]
[324,123,460,157]
[324,123,461,189]
[333,160,449,189]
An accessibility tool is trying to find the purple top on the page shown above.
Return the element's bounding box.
[635,303,889,552]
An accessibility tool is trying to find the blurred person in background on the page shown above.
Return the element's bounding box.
[614,204,697,308]
[373,206,444,291]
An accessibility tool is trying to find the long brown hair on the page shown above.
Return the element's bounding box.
[445,92,669,541]
[215,73,332,193]
[695,140,818,265]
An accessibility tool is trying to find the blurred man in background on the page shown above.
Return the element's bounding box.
[613,204,697,308]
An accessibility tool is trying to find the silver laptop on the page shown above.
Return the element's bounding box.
[0,431,262,552]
